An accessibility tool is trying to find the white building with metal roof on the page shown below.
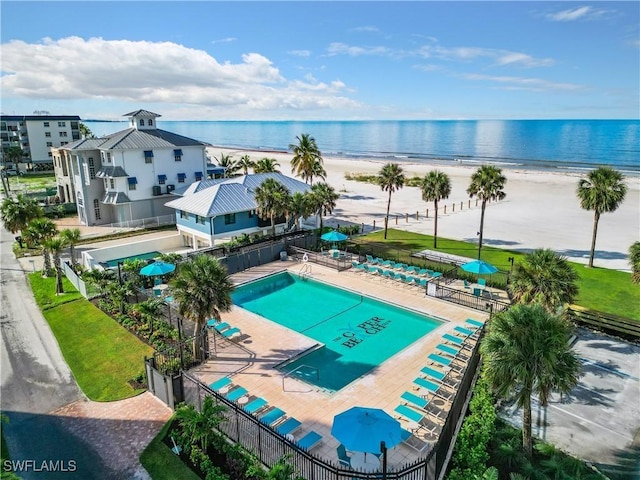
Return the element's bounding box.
[165,173,313,248]
[52,110,219,226]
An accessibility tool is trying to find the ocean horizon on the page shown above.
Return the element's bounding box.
[85,119,640,175]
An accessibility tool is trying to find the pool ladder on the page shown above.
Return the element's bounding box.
[299,263,312,279]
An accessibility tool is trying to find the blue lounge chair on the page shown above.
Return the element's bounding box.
[442,333,465,347]
[463,279,471,289]
[453,325,476,337]
[207,318,219,328]
[276,417,302,436]
[366,255,377,264]
[394,405,438,435]
[420,366,447,383]
[380,259,393,267]
[383,270,394,280]
[243,397,268,414]
[259,407,286,427]
[427,353,463,371]
[209,377,232,392]
[473,288,482,297]
[214,322,230,332]
[401,391,430,410]
[477,278,486,287]
[436,343,461,358]
[226,386,249,402]
[431,271,443,278]
[418,268,430,277]
[414,277,428,288]
[403,275,416,286]
[400,428,429,453]
[297,431,322,451]
[466,318,485,329]
[222,327,242,339]
[414,377,453,401]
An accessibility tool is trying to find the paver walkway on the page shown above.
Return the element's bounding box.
[52,393,173,479]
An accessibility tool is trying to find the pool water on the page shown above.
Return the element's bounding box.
[232,272,442,392]
[104,251,161,267]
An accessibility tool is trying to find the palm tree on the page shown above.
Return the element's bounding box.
[481,303,581,459]
[509,249,579,313]
[289,191,314,230]
[254,178,291,237]
[253,157,281,173]
[82,268,116,296]
[132,298,163,335]
[172,255,234,357]
[174,396,226,452]
[60,228,81,266]
[23,217,58,276]
[378,163,405,240]
[237,154,255,175]
[4,145,24,185]
[630,242,640,284]
[215,152,240,177]
[0,194,43,235]
[467,165,507,259]
[44,236,66,294]
[301,158,326,185]
[421,170,452,249]
[310,182,339,232]
[79,122,95,139]
[576,167,627,268]
[289,133,323,184]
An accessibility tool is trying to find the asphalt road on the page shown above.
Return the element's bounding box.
[0,225,117,479]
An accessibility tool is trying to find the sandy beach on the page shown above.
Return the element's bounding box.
[207,146,640,272]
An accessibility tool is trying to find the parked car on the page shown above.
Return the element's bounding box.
[1,167,24,176]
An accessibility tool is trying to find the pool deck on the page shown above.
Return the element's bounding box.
[190,259,488,469]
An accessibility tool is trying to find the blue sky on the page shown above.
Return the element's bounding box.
[1,1,638,120]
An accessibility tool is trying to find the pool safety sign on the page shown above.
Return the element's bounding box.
[334,316,391,349]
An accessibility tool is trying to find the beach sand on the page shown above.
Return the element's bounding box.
[206,146,640,272]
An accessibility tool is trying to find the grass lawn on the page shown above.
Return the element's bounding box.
[29,273,153,401]
[140,419,201,480]
[353,229,640,320]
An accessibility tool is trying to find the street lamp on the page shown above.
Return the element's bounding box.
[380,441,387,480]
[508,256,515,273]
[117,261,124,285]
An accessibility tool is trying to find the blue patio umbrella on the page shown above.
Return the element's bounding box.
[331,406,402,454]
[140,261,176,277]
[460,259,498,275]
[321,230,348,249]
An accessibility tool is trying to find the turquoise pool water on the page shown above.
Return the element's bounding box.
[104,251,161,267]
[232,272,442,392]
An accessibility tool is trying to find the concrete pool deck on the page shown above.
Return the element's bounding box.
[191,259,488,468]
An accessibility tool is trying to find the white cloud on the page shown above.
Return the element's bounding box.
[495,52,554,68]
[459,73,584,92]
[288,49,312,57]
[545,6,611,22]
[211,37,237,44]
[326,42,394,57]
[350,26,380,33]
[0,36,359,116]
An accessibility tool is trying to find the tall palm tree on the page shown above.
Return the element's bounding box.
[378,163,405,240]
[23,217,58,276]
[310,182,339,232]
[630,241,640,284]
[79,122,95,139]
[215,152,240,177]
[509,249,579,313]
[132,298,163,335]
[253,157,281,173]
[467,165,507,259]
[421,170,452,249]
[3,145,24,188]
[82,268,116,296]
[60,227,81,266]
[289,133,323,184]
[254,178,291,237]
[172,255,234,357]
[0,194,43,235]
[481,304,581,459]
[44,236,66,294]
[301,159,326,185]
[576,167,627,268]
[237,154,255,175]
[289,191,314,230]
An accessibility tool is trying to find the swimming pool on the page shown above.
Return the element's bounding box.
[232,272,443,392]
[104,251,161,267]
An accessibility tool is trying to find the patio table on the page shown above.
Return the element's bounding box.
[350,452,380,472]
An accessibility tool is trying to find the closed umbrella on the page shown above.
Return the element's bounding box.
[331,406,402,454]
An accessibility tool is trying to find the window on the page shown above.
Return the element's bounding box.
[93,199,101,220]
[174,149,183,162]
[109,179,115,189]
[144,150,153,163]
[43,122,50,127]
[88,158,95,179]
[177,173,186,183]
[106,152,111,163]
[59,131,67,137]
[196,215,205,225]
[45,132,51,138]
[61,141,68,146]
[48,152,53,157]
[157,174,167,185]
[58,121,66,127]
[148,119,153,126]
[224,213,236,225]
[139,119,145,126]
[195,171,203,181]
[46,142,53,147]
[248,210,255,218]
[127,177,137,190]
[180,210,189,220]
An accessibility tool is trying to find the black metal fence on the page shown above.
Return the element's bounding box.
[288,246,355,272]
[430,283,511,314]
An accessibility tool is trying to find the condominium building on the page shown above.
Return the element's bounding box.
[0,115,81,171]
[52,109,213,226]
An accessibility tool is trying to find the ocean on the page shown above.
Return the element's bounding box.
[85,119,640,174]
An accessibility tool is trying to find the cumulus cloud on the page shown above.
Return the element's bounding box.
[0,36,359,115]
[545,6,610,22]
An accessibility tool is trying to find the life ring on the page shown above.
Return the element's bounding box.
[302,253,309,263]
